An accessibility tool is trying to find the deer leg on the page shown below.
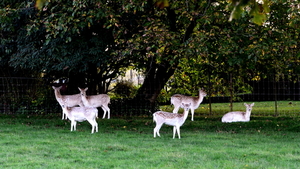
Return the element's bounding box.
[74,121,77,131]
[71,120,76,131]
[64,111,68,120]
[191,109,194,121]
[101,105,110,119]
[62,109,66,120]
[106,107,110,119]
[92,119,98,133]
[154,123,163,138]
[95,121,98,132]
[101,108,106,119]
[174,126,181,139]
[173,126,177,139]
[87,119,96,134]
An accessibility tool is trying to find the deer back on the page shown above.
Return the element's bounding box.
[171,90,206,109]
[171,94,195,106]
[63,94,82,107]
[64,107,97,122]
[79,87,110,107]
[84,94,110,107]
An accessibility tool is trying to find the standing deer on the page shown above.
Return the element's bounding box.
[59,98,98,134]
[52,86,83,120]
[221,103,255,123]
[78,87,111,119]
[171,89,207,121]
[153,103,191,139]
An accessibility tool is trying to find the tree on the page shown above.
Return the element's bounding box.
[166,0,299,106]
[126,0,213,109]
[1,0,299,115]
[1,1,138,93]
[2,0,212,110]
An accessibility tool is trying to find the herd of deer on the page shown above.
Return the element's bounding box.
[52,86,255,138]
[52,86,110,134]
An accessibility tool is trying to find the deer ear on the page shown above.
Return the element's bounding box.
[251,103,255,106]
[84,87,88,91]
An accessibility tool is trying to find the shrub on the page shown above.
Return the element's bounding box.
[110,80,138,99]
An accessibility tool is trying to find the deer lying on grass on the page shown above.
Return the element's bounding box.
[221,103,255,123]
[59,98,98,134]
[171,89,207,121]
[52,86,83,120]
[153,103,191,139]
[78,87,110,119]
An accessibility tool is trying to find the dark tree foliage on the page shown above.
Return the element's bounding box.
[1,0,299,115]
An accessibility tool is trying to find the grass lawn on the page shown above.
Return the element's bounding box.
[0,102,300,169]
[161,101,300,117]
[1,108,300,169]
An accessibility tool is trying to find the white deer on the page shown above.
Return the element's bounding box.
[59,98,98,133]
[221,103,255,123]
[153,103,191,139]
[52,86,83,120]
[78,87,111,119]
[171,89,207,121]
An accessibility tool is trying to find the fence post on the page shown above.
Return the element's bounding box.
[229,73,233,111]
[273,74,278,116]
[208,71,212,116]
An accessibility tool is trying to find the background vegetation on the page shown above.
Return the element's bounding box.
[1,0,299,114]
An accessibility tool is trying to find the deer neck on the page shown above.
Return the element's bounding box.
[54,90,62,99]
[195,92,204,106]
[81,94,89,105]
[245,109,252,119]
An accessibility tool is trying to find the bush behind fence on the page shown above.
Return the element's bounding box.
[0,76,300,117]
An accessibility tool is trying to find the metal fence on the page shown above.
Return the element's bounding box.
[0,76,300,117]
[0,77,57,115]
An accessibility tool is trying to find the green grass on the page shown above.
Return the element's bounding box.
[161,101,300,117]
[1,112,300,169]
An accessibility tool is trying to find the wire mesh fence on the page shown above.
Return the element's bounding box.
[0,77,58,115]
[0,76,300,117]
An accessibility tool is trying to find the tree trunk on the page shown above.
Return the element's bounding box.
[131,7,201,113]
[134,56,178,112]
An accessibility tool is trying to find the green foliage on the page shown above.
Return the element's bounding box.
[229,0,270,25]
[156,88,171,104]
[1,1,140,92]
[110,80,138,99]
[1,0,299,113]
[35,0,48,10]
[164,0,299,100]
